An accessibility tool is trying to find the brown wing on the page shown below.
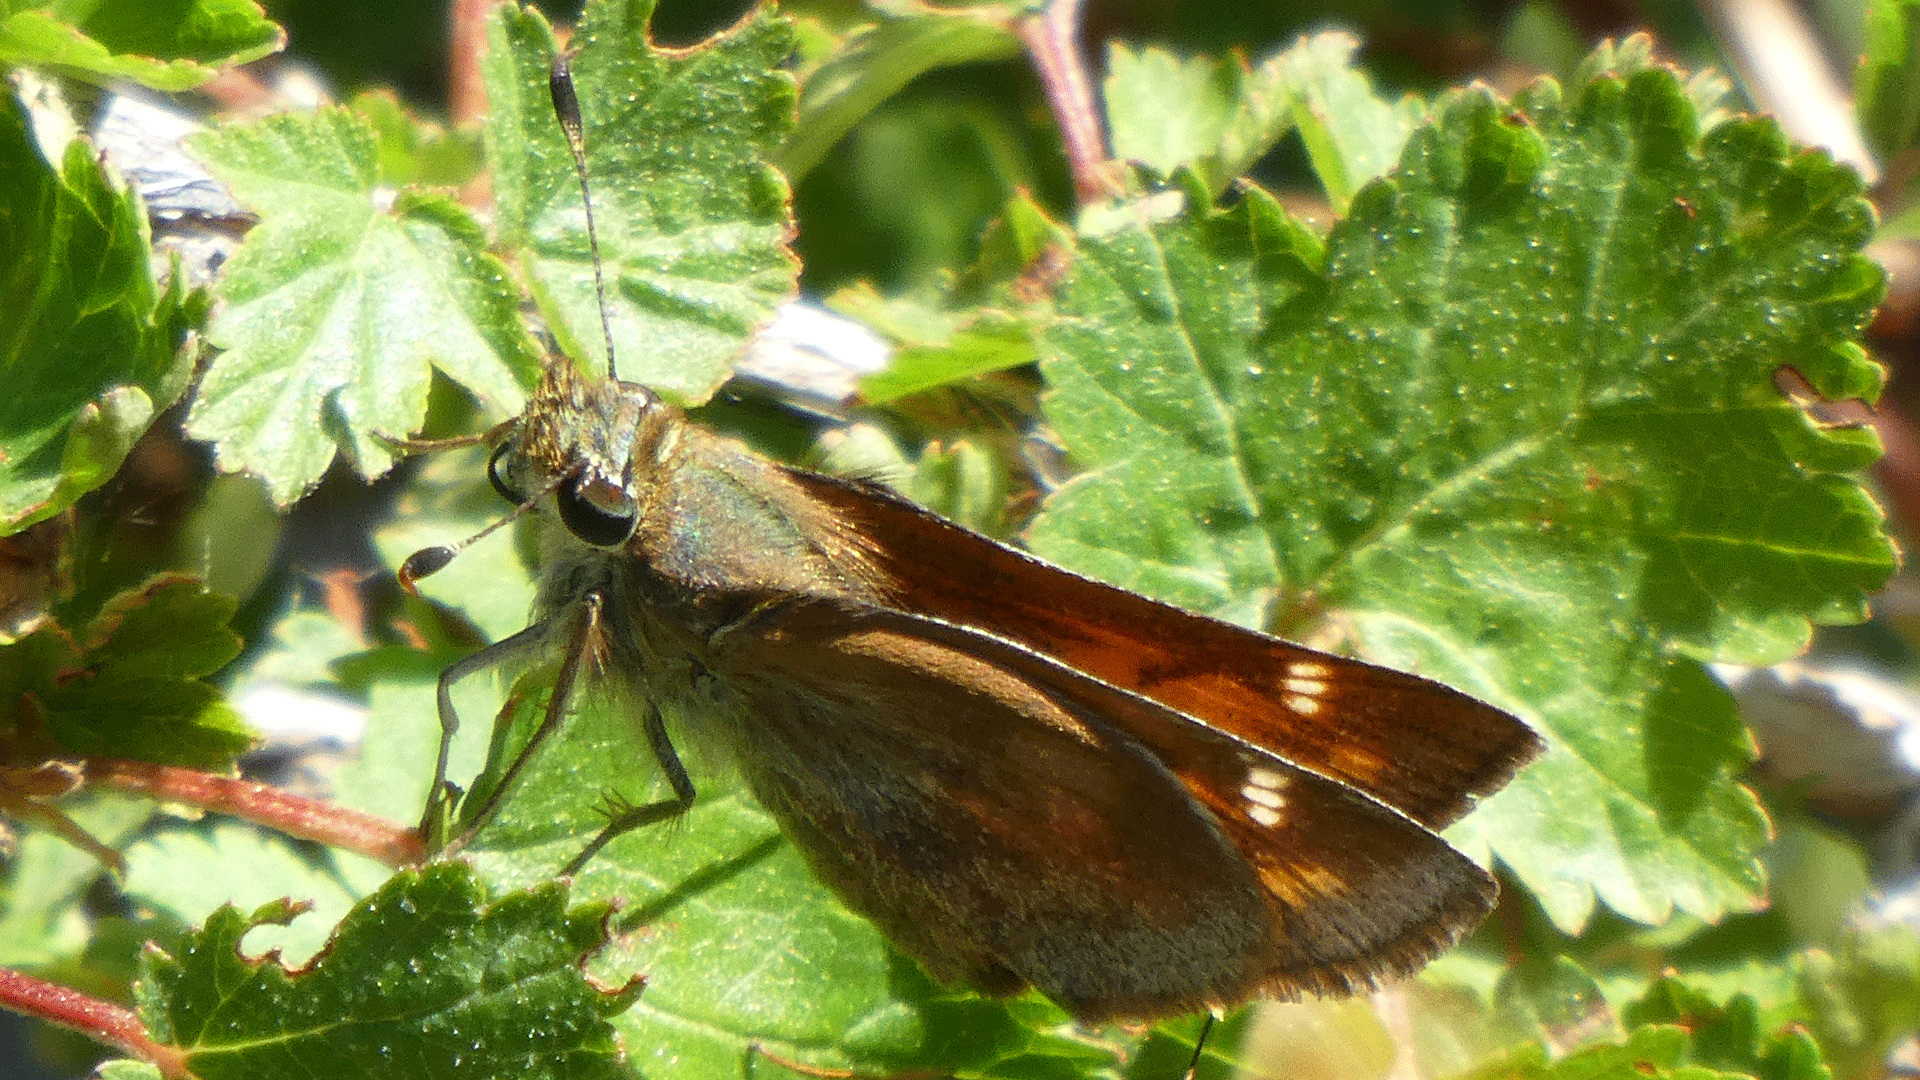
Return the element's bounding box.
[707,601,1497,1023]
[785,469,1544,830]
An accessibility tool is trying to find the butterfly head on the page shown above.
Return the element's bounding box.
[492,357,676,549]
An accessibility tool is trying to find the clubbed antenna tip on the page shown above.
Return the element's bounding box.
[549,50,620,382]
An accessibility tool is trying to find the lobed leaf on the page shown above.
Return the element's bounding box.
[0,577,253,770]
[780,9,1021,183]
[183,106,540,503]
[484,0,798,403]
[836,192,1065,403]
[1104,40,1295,198]
[0,0,282,92]
[1274,32,1426,211]
[1625,977,1835,1080]
[1032,66,1890,932]
[1456,1024,1756,1079]
[0,86,198,531]
[133,864,635,1080]
[350,90,485,188]
[122,823,369,965]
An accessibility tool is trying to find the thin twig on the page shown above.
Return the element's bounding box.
[448,0,497,129]
[84,759,425,867]
[1015,0,1123,205]
[747,1040,943,1079]
[0,967,195,1079]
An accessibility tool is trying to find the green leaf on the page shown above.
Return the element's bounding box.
[0,84,197,532]
[183,107,540,504]
[484,0,797,403]
[349,90,485,188]
[1103,39,1297,198]
[1857,1,1920,163]
[839,292,1036,403]
[828,193,1068,403]
[906,438,1010,535]
[121,822,362,965]
[0,576,253,770]
[1274,31,1427,211]
[780,10,1022,182]
[1495,957,1615,1051]
[1788,925,1920,1079]
[1470,904,1917,1079]
[810,423,1012,535]
[82,575,245,681]
[133,864,636,1080]
[1455,1024,1752,1079]
[1104,42,1255,188]
[1625,977,1834,1080]
[0,793,152,965]
[1030,66,1889,932]
[1567,35,1733,134]
[0,0,282,92]
[809,420,918,489]
[964,189,1074,290]
[867,322,1034,402]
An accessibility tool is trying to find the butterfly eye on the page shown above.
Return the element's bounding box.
[486,441,521,504]
[558,474,639,546]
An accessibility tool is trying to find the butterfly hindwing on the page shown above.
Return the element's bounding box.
[706,600,1497,1021]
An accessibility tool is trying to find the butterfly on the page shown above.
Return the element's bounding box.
[401,47,1543,1025]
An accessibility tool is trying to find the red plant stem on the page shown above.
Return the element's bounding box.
[84,759,425,867]
[448,0,496,130]
[749,1041,944,1080]
[0,967,194,1079]
[1016,0,1122,205]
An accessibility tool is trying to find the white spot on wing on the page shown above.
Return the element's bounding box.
[1241,784,1284,809]
[1245,767,1287,791]
[1241,766,1290,821]
[1285,693,1323,716]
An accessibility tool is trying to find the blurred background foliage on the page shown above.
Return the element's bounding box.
[255,0,1718,297]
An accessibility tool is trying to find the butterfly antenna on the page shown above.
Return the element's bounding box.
[550,52,620,382]
[397,467,573,594]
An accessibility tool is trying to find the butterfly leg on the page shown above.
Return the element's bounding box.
[560,701,696,875]
[437,593,604,857]
[417,618,552,839]
[1181,1010,1219,1080]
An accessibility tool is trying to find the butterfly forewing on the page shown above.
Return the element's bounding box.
[784,470,1545,829]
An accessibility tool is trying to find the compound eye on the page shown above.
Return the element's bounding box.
[486,441,522,504]
[558,474,638,546]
